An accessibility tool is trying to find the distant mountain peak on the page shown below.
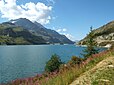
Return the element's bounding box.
[10,18,33,24]
[3,18,73,44]
[9,18,42,30]
[2,22,15,25]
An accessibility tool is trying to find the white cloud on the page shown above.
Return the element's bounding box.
[63,33,75,41]
[56,28,67,32]
[0,0,52,24]
[56,28,75,41]
[56,29,62,32]
[63,28,67,32]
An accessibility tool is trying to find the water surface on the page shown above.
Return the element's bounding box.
[0,45,106,83]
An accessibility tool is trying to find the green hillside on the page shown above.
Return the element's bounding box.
[0,23,46,45]
[71,56,114,85]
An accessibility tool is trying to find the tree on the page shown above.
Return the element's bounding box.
[82,26,98,59]
[45,54,63,72]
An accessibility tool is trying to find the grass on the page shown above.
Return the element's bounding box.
[92,67,114,85]
[42,50,114,85]
[91,58,114,85]
[12,27,24,32]
[41,66,84,85]
[14,37,30,45]
[70,50,114,85]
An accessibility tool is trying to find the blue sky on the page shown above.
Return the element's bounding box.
[0,0,114,41]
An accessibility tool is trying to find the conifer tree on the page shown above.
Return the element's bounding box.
[45,54,62,72]
[82,26,98,59]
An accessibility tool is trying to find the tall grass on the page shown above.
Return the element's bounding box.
[41,49,114,85]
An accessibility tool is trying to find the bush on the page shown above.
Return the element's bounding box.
[45,54,63,72]
[68,56,82,65]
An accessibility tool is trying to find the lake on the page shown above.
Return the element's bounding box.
[0,45,106,83]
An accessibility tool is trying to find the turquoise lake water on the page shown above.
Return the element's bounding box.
[0,45,106,83]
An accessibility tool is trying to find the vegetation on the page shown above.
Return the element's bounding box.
[92,60,114,85]
[68,56,82,65]
[82,27,98,59]
[45,54,63,72]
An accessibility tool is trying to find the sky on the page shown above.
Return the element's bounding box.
[0,0,114,41]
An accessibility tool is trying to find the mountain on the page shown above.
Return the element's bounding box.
[78,21,114,47]
[0,22,46,45]
[10,18,73,44]
[10,18,43,30]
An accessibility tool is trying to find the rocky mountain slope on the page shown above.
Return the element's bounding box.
[10,18,73,44]
[78,21,114,47]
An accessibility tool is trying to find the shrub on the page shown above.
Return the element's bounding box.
[45,54,63,72]
[68,56,82,65]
